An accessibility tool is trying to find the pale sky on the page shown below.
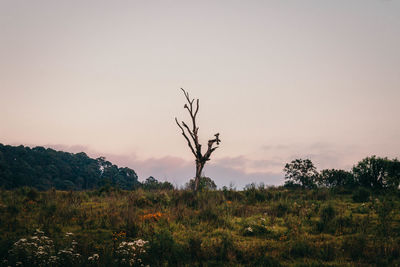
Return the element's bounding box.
[1,0,399,188]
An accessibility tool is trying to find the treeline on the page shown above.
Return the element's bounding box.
[0,144,173,191]
[2,143,399,193]
[283,156,400,191]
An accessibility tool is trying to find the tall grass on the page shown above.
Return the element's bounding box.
[0,186,399,266]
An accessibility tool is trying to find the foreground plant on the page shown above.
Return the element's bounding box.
[114,239,149,267]
[6,229,56,267]
[5,230,83,267]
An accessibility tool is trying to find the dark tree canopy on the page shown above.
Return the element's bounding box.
[284,159,318,189]
[186,176,217,191]
[0,143,139,190]
[353,156,400,190]
[318,169,355,188]
[142,176,174,190]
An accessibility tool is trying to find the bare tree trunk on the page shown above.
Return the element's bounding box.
[175,88,221,191]
[195,160,205,190]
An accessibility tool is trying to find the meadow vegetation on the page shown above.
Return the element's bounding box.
[1,185,400,266]
[1,144,400,266]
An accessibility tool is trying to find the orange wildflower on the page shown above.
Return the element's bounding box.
[142,212,163,221]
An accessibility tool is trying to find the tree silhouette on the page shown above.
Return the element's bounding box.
[284,158,318,189]
[175,88,221,191]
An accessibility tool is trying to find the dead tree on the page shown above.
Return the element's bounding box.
[175,88,221,191]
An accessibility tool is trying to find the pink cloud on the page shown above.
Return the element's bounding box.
[39,141,379,188]
[41,144,284,188]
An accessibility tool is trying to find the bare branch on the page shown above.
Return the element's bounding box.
[194,99,199,118]
[182,121,197,144]
[203,133,221,160]
[204,147,218,161]
[181,88,194,109]
[175,117,196,157]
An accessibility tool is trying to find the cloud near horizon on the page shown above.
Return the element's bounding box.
[38,144,284,188]
[15,142,398,189]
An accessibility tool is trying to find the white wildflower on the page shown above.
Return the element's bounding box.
[246,227,253,232]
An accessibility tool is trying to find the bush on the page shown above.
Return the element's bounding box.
[244,183,267,203]
[343,234,367,260]
[271,202,289,217]
[215,231,235,262]
[26,188,39,201]
[186,176,217,191]
[188,235,202,262]
[114,239,149,266]
[320,204,336,223]
[316,204,336,233]
[352,188,370,202]
[199,205,225,226]
[147,228,184,265]
[319,241,337,261]
[253,255,282,267]
[289,239,314,258]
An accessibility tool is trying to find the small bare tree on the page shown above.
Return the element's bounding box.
[175,88,221,191]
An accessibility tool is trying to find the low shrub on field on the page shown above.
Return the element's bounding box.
[352,187,371,203]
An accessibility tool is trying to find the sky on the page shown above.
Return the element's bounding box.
[1,0,399,188]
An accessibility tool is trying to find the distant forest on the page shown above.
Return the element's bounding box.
[1,143,400,193]
[0,144,172,191]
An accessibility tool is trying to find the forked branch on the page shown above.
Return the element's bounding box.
[175,117,196,157]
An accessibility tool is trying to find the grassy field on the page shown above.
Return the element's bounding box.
[1,186,400,266]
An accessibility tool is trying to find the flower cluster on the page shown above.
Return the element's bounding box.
[114,239,149,267]
[26,200,36,206]
[142,212,163,221]
[88,253,99,262]
[113,231,127,241]
[245,226,253,234]
[57,239,82,266]
[5,230,84,267]
[6,229,56,266]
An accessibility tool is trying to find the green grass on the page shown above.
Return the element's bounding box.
[1,187,400,266]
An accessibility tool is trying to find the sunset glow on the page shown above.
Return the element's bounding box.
[1,0,399,187]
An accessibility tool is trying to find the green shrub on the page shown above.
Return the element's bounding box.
[253,255,282,267]
[244,183,267,203]
[147,228,185,265]
[352,187,370,203]
[242,223,272,237]
[316,204,336,233]
[215,231,235,262]
[289,239,314,258]
[320,204,336,223]
[319,241,337,261]
[199,206,225,226]
[272,202,289,217]
[374,198,394,237]
[342,234,367,260]
[332,215,353,234]
[188,235,202,262]
[26,188,39,201]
